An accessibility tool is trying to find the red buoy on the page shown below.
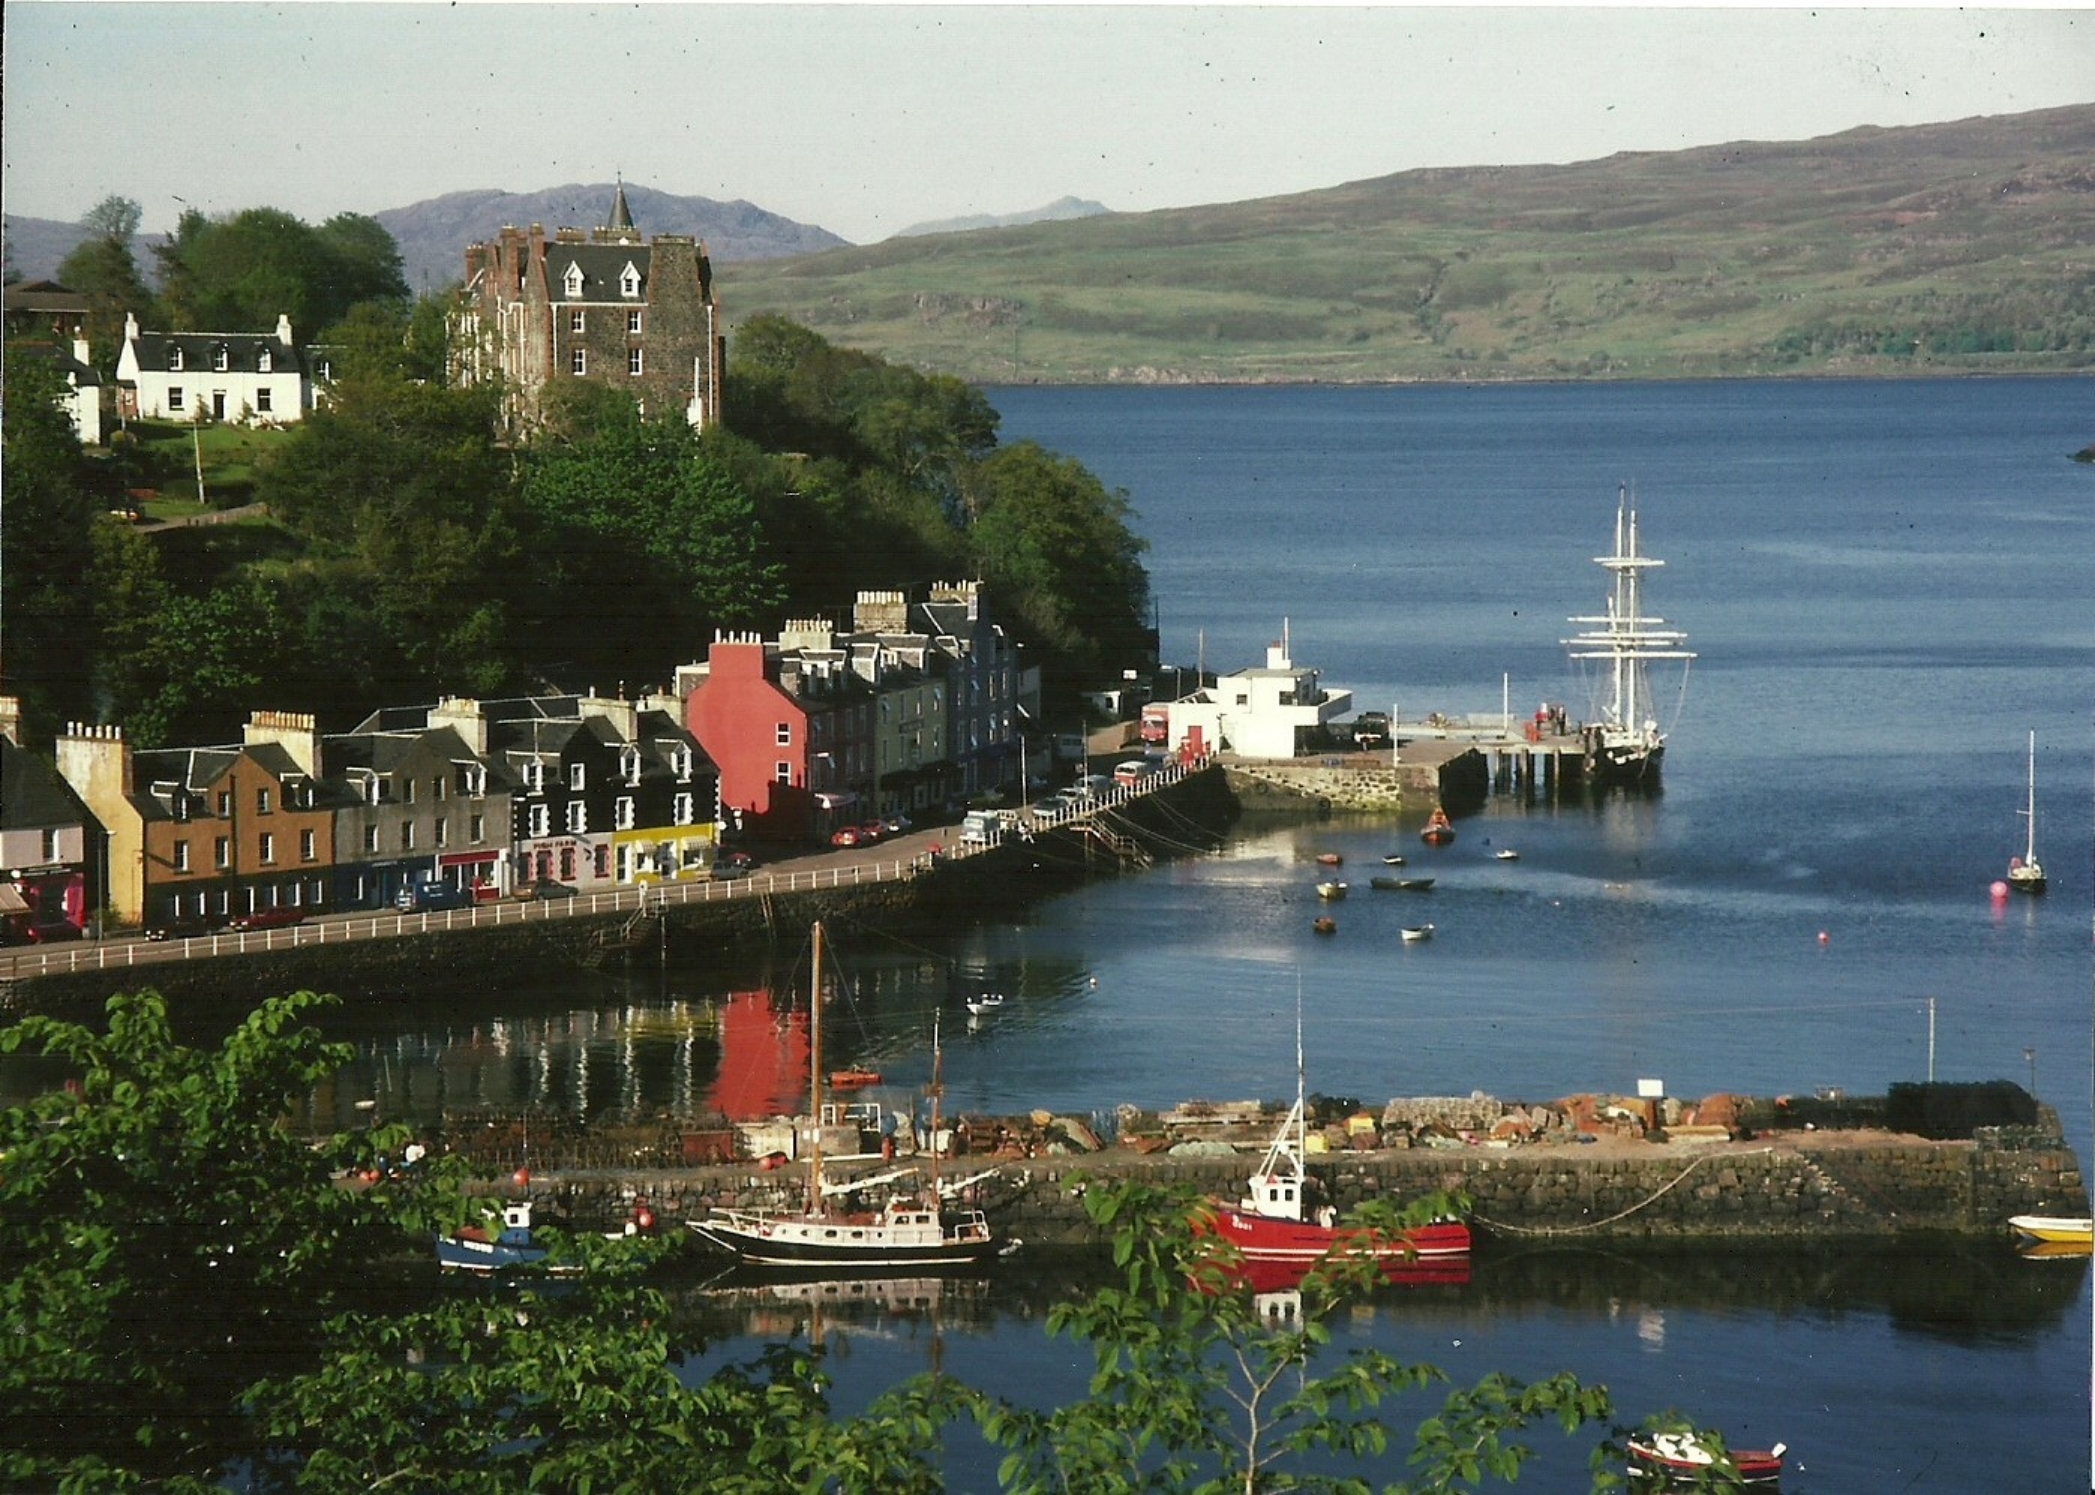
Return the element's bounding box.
[512,1166,531,1188]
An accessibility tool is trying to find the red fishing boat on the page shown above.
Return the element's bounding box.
[1420,807,1456,845]
[1204,1009,1471,1272]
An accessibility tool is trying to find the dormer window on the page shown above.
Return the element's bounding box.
[257,349,273,373]
[314,358,332,381]
[524,762,546,794]
[619,262,641,299]
[562,262,585,299]
[212,345,230,373]
[670,747,692,781]
[621,747,642,785]
[167,347,185,372]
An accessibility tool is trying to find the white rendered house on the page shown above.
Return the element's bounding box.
[115,312,323,425]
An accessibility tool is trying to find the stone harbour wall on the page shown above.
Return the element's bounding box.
[493,1124,2086,1248]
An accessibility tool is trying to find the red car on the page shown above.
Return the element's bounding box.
[830,826,863,847]
[858,821,887,844]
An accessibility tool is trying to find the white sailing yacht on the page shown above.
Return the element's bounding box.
[1563,485,1695,783]
[2006,730,2047,895]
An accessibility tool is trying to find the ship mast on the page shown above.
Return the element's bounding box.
[1564,485,1694,736]
[807,920,825,1213]
[2023,730,2039,866]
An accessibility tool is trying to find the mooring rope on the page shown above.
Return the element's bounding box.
[1468,1145,1776,1237]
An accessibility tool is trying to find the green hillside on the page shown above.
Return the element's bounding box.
[724,105,2095,384]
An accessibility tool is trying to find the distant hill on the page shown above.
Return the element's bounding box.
[2,215,169,285]
[893,196,1111,240]
[4,183,847,295]
[722,105,2095,384]
[373,183,849,291]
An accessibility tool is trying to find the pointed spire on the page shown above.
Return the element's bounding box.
[608,174,636,237]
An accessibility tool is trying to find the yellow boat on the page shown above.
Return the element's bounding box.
[2008,1214,2093,1247]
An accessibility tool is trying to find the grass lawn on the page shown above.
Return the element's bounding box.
[117,419,293,511]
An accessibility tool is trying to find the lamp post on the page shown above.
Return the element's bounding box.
[2023,1046,2037,1102]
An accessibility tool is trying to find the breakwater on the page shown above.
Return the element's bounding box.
[490,1116,2085,1248]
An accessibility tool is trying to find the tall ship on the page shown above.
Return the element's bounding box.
[1563,486,1695,784]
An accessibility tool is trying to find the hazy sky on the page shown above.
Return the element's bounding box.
[6,3,2092,245]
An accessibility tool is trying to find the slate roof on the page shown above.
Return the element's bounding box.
[547,243,652,303]
[0,739,87,832]
[128,330,305,376]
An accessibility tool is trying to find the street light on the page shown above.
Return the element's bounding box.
[2023,1046,2037,1102]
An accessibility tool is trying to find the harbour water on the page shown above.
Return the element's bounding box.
[36,377,2095,1487]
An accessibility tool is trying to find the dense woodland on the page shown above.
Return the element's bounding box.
[3,199,1152,748]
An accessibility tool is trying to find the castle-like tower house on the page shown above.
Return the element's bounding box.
[453,182,725,434]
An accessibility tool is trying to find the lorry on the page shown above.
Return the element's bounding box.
[960,809,1017,847]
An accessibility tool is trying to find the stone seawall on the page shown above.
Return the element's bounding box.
[1222,749,1489,815]
[495,1125,2086,1248]
[5,766,1243,1015]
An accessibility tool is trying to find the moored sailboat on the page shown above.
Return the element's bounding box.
[1564,485,1694,784]
[688,923,1006,1269]
[2005,730,2047,895]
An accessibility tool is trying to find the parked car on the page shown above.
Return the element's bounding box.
[146,916,226,942]
[229,906,306,932]
[858,821,888,844]
[883,814,912,835]
[512,879,576,900]
[1113,759,1152,786]
[711,850,756,879]
[830,826,864,847]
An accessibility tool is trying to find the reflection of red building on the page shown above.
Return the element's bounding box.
[707,990,810,1121]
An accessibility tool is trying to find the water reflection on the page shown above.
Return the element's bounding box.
[303,932,1100,1133]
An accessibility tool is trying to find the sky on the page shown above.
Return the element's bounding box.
[5,3,2093,246]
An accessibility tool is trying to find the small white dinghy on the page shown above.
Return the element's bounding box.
[1400,923,1435,943]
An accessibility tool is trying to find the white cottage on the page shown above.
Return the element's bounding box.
[115,312,326,425]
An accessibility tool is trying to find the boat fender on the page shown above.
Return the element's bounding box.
[511,1167,531,1188]
[633,1204,656,1233]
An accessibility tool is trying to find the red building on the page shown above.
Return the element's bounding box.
[682,636,872,844]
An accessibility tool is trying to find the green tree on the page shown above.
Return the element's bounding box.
[519,403,784,681]
[0,991,418,1490]
[977,1178,1619,1494]
[54,194,156,369]
[155,206,407,335]
[256,375,521,713]
[966,440,1154,698]
[0,343,103,737]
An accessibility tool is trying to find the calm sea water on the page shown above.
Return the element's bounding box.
[33,378,2092,1488]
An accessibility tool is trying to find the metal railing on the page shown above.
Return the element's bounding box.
[0,759,1216,984]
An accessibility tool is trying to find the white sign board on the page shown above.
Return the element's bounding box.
[1636,1078,1665,1098]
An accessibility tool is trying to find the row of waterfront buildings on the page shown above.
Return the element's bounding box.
[1,582,1032,941]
